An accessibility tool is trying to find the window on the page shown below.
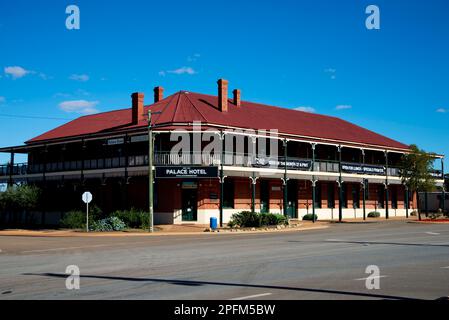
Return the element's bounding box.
[314,183,322,208]
[327,183,335,208]
[377,186,385,209]
[352,184,360,209]
[223,179,234,209]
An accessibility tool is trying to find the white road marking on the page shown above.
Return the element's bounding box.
[441,266,449,269]
[326,239,344,242]
[354,275,388,281]
[425,232,440,235]
[21,244,110,253]
[230,293,272,300]
[20,241,153,254]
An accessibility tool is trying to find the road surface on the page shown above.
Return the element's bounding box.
[0,221,448,300]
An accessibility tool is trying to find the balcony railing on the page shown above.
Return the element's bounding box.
[0,152,416,178]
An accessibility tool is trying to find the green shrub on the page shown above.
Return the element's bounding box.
[110,208,148,229]
[60,210,85,229]
[260,213,288,226]
[90,216,126,232]
[367,211,380,218]
[228,211,288,228]
[60,205,103,229]
[228,211,260,228]
[302,213,318,221]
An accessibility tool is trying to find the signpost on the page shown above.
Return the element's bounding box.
[82,191,92,232]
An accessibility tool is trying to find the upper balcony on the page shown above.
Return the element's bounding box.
[2,151,440,181]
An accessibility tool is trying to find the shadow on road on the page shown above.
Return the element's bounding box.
[24,272,418,300]
[288,240,449,248]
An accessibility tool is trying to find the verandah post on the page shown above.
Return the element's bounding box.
[283,139,288,217]
[385,151,389,219]
[338,145,343,222]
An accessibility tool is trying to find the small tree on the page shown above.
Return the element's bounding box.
[0,185,40,225]
[400,145,436,221]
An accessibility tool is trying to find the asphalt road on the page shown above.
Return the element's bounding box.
[0,221,448,300]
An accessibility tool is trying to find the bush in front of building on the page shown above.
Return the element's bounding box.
[110,208,148,229]
[89,216,126,232]
[302,214,318,221]
[60,205,103,229]
[228,211,288,228]
[260,213,288,226]
[60,210,85,229]
[367,211,381,218]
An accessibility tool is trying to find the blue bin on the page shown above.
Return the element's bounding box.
[210,217,218,230]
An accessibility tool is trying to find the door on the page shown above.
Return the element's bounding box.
[182,189,198,221]
[260,180,270,214]
[286,180,297,218]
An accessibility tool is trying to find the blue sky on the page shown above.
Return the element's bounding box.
[0,0,448,168]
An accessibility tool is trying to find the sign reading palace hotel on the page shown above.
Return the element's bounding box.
[156,166,219,179]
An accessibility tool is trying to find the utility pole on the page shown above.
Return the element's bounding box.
[148,110,154,233]
[148,109,161,233]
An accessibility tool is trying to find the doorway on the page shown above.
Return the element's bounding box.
[286,180,298,218]
[182,188,198,221]
[260,180,270,214]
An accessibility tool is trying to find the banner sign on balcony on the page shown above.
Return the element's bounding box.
[253,157,312,170]
[107,137,124,145]
[130,135,148,143]
[430,171,443,179]
[341,163,385,175]
[155,166,219,179]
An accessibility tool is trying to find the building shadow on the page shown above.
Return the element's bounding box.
[287,240,449,248]
[24,272,418,300]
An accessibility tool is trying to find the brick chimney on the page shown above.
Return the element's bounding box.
[154,86,164,103]
[233,89,241,107]
[131,92,144,124]
[217,79,228,112]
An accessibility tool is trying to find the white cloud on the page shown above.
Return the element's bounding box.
[4,66,31,79]
[294,106,316,113]
[324,68,336,80]
[167,66,196,75]
[335,104,352,110]
[0,96,5,104]
[58,100,99,114]
[436,108,447,113]
[158,71,166,77]
[69,74,89,82]
[39,72,52,80]
[187,53,201,62]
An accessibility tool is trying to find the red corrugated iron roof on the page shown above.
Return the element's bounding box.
[27,91,409,150]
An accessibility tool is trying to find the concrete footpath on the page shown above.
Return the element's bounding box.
[0,221,330,237]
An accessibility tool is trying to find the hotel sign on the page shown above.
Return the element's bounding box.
[155,166,219,179]
[254,157,312,170]
[106,137,124,145]
[341,163,385,175]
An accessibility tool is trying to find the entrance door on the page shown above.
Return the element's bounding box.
[260,180,270,214]
[182,189,198,221]
[286,180,298,218]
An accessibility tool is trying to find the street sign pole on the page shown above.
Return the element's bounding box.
[82,191,93,233]
[86,201,89,233]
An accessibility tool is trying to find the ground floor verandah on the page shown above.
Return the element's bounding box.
[1,174,418,226]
